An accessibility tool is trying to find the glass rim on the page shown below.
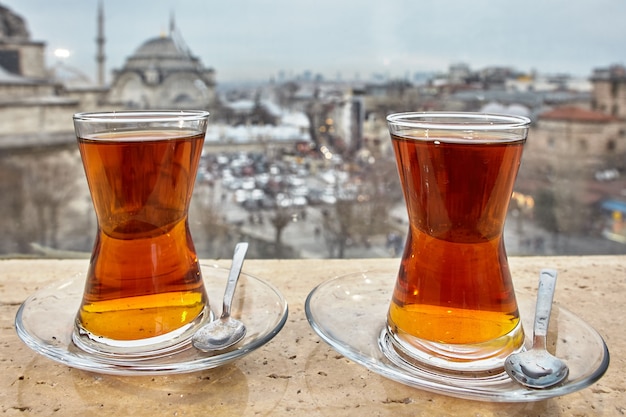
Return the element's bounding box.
[386,112,531,131]
[73,110,210,123]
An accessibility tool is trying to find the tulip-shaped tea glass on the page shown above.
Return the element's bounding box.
[72,110,210,357]
[385,112,530,373]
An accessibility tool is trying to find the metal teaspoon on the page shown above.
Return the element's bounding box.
[192,242,249,352]
[504,268,569,389]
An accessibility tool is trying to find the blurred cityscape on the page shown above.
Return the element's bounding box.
[1,3,625,259]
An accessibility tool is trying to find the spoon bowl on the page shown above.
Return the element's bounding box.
[192,242,249,352]
[505,269,569,389]
[505,346,569,389]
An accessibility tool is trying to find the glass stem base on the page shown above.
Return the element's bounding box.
[71,305,212,359]
[383,320,525,374]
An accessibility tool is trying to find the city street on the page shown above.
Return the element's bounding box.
[189,172,626,261]
[4,147,624,260]
[190,171,396,260]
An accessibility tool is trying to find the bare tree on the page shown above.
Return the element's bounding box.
[269,206,294,258]
[0,159,32,254]
[25,153,81,249]
[320,156,403,258]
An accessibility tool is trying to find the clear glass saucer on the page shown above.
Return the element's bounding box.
[305,269,610,402]
[15,264,288,376]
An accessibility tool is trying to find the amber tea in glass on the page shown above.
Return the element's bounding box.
[73,111,210,356]
[386,112,530,372]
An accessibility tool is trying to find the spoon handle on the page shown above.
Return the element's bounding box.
[221,242,249,319]
[534,269,558,340]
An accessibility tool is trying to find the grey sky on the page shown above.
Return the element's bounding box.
[2,0,625,84]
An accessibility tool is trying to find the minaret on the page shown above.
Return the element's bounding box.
[96,0,106,86]
[169,11,191,57]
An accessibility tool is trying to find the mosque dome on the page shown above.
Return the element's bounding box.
[107,24,216,110]
[121,34,201,73]
[0,4,30,40]
[133,36,188,59]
